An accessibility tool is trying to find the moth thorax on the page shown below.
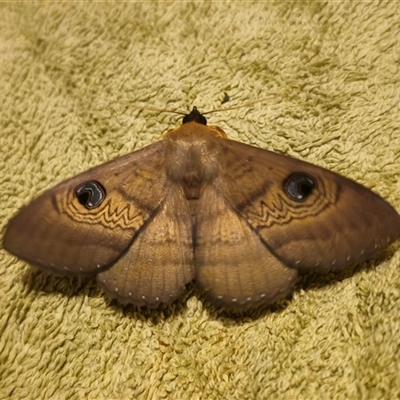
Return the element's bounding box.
[166,141,218,200]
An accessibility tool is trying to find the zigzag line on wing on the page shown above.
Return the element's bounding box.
[245,182,337,228]
[62,197,145,230]
[98,199,145,230]
[246,194,294,227]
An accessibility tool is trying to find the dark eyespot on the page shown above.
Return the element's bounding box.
[285,173,316,201]
[75,181,106,209]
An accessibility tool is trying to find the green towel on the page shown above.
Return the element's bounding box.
[1,3,400,399]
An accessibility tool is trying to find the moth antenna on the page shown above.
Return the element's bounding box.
[100,96,276,121]
[202,96,276,115]
[98,99,186,116]
[129,104,186,116]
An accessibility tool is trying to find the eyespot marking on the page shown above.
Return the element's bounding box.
[285,173,316,201]
[75,181,106,209]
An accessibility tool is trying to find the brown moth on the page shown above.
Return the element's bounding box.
[3,108,400,310]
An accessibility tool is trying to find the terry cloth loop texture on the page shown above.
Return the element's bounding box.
[1,3,400,400]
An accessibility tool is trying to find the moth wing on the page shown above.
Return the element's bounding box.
[216,139,400,271]
[3,141,168,274]
[97,186,195,307]
[195,185,298,310]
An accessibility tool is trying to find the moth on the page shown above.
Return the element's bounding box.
[3,107,400,310]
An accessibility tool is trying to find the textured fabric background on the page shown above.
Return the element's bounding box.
[1,2,400,399]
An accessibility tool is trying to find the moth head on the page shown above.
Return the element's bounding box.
[284,173,316,201]
[75,181,106,209]
[182,107,207,125]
